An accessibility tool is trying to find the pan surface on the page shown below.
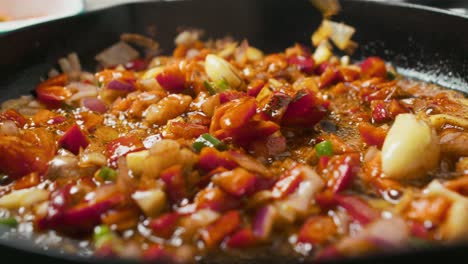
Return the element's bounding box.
[0,0,467,263]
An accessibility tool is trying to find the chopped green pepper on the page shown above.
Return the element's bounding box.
[193,133,226,152]
[93,225,113,248]
[0,217,17,227]
[98,166,117,181]
[315,140,333,158]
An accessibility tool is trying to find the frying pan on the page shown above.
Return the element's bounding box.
[0,0,467,263]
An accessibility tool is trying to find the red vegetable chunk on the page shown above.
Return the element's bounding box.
[156,64,186,93]
[213,167,257,197]
[298,216,337,245]
[160,164,188,203]
[281,89,327,128]
[226,227,257,248]
[149,213,180,238]
[200,210,240,247]
[58,124,89,155]
[106,135,144,166]
[361,57,387,78]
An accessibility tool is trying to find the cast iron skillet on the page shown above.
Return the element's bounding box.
[0,0,467,263]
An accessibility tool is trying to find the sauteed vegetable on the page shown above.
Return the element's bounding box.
[0,27,466,263]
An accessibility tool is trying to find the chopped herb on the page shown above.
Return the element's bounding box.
[98,166,117,181]
[93,225,113,248]
[203,81,217,95]
[0,217,17,227]
[193,133,226,152]
[315,140,333,158]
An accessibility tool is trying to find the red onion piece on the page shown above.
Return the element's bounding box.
[334,194,380,225]
[281,89,327,128]
[198,147,237,172]
[155,66,186,93]
[252,205,276,240]
[82,98,107,114]
[107,79,136,92]
[58,124,89,155]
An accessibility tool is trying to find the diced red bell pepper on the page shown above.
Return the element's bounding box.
[156,64,186,93]
[339,67,360,82]
[325,153,360,193]
[219,91,247,104]
[106,134,144,166]
[361,57,387,78]
[371,100,390,123]
[319,66,341,88]
[36,73,68,89]
[272,166,304,199]
[358,122,387,149]
[0,109,27,127]
[167,122,208,139]
[149,213,180,238]
[219,97,257,130]
[298,216,337,244]
[226,227,257,248]
[258,92,292,123]
[246,79,265,97]
[198,147,238,172]
[281,89,327,128]
[287,55,315,74]
[58,124,89,155]
[213,167,257,197]
[195,187,241,212]
[200,210,240,247]
[160,164,187,203]
[36,85,72,108]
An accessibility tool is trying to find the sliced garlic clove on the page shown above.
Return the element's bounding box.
[205,54,243,90]
[381,113,440,180]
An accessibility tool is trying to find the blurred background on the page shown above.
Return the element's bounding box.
[1,0,467,33]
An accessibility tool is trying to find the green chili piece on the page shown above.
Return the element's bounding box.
[315,140,333,158]
[0,217,17,227]
[193,133,226,152]
[98,166,117,181]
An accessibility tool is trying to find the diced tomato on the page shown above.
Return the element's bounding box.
[160,164,187,203]
[325,153,360,193]
[358,122,387,149]
[156,64,186,93]
[213,168,257,197]
[226,227,257,248]
[281,89,327,128]
[361,57,387,78]
[58,124,89,155]
[195,187,241,212]
[298,216,337,244]
[149,213,180,238]
[106,135,144,166]
[200,210,240,247]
